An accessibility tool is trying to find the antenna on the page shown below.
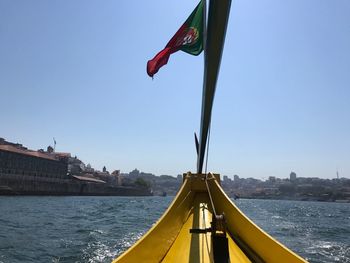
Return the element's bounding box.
[53,137,56,152]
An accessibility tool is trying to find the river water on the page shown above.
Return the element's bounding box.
[0,196,349,263]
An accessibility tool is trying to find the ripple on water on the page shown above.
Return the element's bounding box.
[0,197,349,263]
[233,199,350,263]
[82,241,117,263]
[305,240,350,263]
[81,231,146,263]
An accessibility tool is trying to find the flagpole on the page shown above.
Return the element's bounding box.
[197,0,232,174]
[197,0,209,174]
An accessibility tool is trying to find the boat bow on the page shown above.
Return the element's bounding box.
[113,173,307,263]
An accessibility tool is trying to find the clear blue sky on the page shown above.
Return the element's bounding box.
[1,0,349,179]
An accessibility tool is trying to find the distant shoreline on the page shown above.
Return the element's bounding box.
[233,196,350,203]
[0,174,152,196]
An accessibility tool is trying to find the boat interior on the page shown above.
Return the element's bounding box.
[113,173,307,263]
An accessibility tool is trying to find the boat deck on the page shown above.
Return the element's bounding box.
[161,194,251,263]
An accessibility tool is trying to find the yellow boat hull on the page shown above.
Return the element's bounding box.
[113,173,307,263]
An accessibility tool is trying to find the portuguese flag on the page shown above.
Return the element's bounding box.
[147,1,204,78]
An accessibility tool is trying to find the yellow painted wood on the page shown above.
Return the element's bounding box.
[227,236,252,263]
[161,196,212,263]
[112,173,308,263]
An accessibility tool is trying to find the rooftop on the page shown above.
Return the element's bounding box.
[72,175,106,184]
[0,144,57,161]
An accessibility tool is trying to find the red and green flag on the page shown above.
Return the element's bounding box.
[147,1,204,78]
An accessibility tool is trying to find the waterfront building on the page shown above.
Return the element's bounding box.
[290,172,297,182]
[129,168,140,178]
[0,144,68,179]
[85,163,94,173]
[268,176,276,183]
[111,170,122,186]
[0,138,152,196]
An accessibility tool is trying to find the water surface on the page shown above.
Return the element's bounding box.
[0,197,349,263]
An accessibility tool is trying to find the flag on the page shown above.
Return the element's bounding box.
[147,1,204,78]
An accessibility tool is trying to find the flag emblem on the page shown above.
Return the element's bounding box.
[180,27,199,46]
